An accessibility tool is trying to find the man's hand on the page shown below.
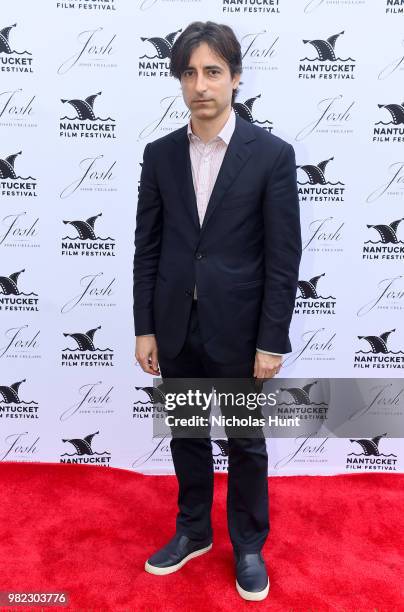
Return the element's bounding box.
[254,352,282,381]
[135,335,160,375]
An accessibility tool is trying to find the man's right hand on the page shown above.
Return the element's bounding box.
[135,335,160,375]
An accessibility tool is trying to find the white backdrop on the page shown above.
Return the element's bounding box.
[1,0,403,475]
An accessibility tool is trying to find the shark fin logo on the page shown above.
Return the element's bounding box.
[140,29,181,59]
[0,378,36,405]
[233,94,272,131]
[297,156,345,203]
[354,328,404,369]
[346,433,397,471]
[61,430,111,464]
[299,31,356,80]
[62,325,114,367]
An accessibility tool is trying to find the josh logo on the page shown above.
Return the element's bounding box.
[0,378,38,420]
[241,30,279,73]
[297,156,345,203]
[61,325,114,368]
[61,212,115,257]
[60,430,111,465]
[366,162,404,203]
[0,150,38,198]
[346,433,397,471]
[299,31,356,80]
[378,38,404,80]
[274,434,329,469]
[0,324,40,360]
[222,0,281,14]
[348,382,404,420]
[139,29,181,78]
[56,0,116,11]
[0,211,39,249]
[60,382,114,422]
[60,91,116,139]
[61,272,116,313]
[133,385,167,420]
[234,94,272,132]
[304,0,366,13]
[354,328,404,370]
[362,217,404,260]
[386,0,404,14]
[296,94,354,141]
[295,273,336,315]
[0,269,39,312]
[303,216,344,253]
[0,432,39,462]
[0,88,36,128]
[283,328,336,367]
[357,274,404,316]
[373,101,404,143]
[0,23,33,73]
[276,381,328,422]
[59,154,116,199]
[57,27,116,75]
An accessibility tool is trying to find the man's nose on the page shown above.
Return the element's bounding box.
[195,72,208,93]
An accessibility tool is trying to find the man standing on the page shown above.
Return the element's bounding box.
[134,21,301,601]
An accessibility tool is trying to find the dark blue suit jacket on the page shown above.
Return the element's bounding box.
[133,113,302,364]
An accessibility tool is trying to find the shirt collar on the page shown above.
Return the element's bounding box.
[187,107,236,146]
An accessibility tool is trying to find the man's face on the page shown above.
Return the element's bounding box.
[180,41,240,120]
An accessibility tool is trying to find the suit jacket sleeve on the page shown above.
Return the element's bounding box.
[256,142,302,354]
[133,142,162,335]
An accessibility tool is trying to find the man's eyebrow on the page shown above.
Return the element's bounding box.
[183,64,223,71]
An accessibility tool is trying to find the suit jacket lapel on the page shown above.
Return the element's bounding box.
[170,113,256,236]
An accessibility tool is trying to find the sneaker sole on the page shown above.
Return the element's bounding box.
[236,577,270,601]
[144,543,213,576]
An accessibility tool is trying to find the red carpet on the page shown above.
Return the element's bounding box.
[0,462,402,611]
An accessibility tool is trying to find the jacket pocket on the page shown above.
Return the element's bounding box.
[233,278,264,290]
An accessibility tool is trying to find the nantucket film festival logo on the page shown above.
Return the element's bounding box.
[0,324,40,361]
[295,273,336,316]
[297,155,345,204]
[0,23,34,74]
[60,271,116,313]
[295,94,355,141]
[59,91,116,140]
[354,328,404,370]
[222,0,281,15]
[302,216,344,254]
[57,27,116,75]
[61,324,114,368]
[61,212,115,258]
[0,87,37,129]
[298,30,356,80]
[0,269,39,313]
[276,381,328,423]
[373,100,404,144]
[56,0,116,11]
[346,433,397,471]
[240,29,279,73]
[133,385,166,421]
[60,381,114,422]
[0,150,38,198]
[0,211,39,250]
[0,378,39,421]
[139,29,181,78]
[59,154,116,199]
[362,217,404,261]
[60,430,111,465]
[385,0,404,15]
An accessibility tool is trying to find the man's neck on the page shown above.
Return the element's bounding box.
[190,105,232,144]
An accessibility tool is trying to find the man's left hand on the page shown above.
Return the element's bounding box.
[253,352,282,381]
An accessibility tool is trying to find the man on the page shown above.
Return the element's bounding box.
[134,21,301,601]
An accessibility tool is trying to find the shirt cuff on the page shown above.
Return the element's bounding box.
[137,334,155,337]
[256,348,284,356]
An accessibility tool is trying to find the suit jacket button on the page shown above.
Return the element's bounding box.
[185,289,192,296]
[195,252,203,260]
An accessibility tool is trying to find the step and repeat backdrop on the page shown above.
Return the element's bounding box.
[1,0,403,475]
